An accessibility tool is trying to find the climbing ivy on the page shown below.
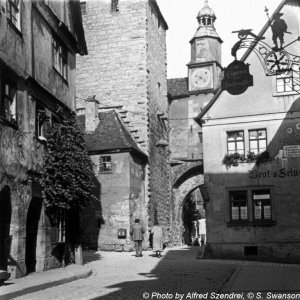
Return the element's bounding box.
[40,111,96,218]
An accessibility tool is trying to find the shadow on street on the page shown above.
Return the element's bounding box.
[87,246,236,300]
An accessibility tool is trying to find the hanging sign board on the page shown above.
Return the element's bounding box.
[221,60,253,95]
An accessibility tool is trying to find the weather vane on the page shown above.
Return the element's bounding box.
[225,6,300,95]
[265,7,290,51]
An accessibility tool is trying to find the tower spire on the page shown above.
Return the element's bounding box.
[197,0,216,27]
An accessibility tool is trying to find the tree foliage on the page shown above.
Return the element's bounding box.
[40,112,96,214]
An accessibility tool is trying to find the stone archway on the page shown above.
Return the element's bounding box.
[0,186,12,270]
[182,187,205,246]
[171,174,206,245]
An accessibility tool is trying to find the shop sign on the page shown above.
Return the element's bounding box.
[249,168,300,179]
[221,60,253,95]
[283,145,300,158]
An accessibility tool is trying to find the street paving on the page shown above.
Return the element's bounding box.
[12,246,300,300]
[13,246,236,300]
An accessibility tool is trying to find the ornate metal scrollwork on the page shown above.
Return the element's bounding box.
[230,27,300,94]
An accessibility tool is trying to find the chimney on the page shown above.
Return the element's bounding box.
[85,95,99,132]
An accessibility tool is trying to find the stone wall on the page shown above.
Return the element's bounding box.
[84,152,146,251]
[76,0,171,244]
[76,0,148,146]
[145,0,170,240]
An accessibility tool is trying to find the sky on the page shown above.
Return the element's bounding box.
[156,0,282,79]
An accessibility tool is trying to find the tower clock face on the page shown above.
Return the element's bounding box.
[190,66,213,91]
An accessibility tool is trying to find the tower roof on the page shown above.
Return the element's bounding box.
[191,0,222,43]
[197,0,216,21]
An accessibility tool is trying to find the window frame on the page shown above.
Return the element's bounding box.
[6,0,21,32]
[227,186,275,226]
[226,130,245,155]
[111,0,119,12]
[248,129,267,154]
[35,102,47,140]
[80,1,86,15]
[1,78,18,126]
[229,190,248,222]
[274,69,300,96]
[252,189,272,221]
[276,71,296,93]
[99,155,112,174]
[52,36,68,81]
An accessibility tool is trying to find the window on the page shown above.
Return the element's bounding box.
[276,71,296,93]
[1,79,17,125]
[7,0,21,31]
[198,132,203,143]
[80,1,86,15]
[229,190,248,221]
[228,188,274,226]
[52,37,68,80]
[253,189,271,221]
[99,156,112,174]
[111,0,119,12]
[36,103,47,139]
[227,131,244,154]
[249,129,267,154]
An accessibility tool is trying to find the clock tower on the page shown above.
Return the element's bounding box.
[188,0,222,93]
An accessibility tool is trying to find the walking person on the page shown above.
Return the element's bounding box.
[130,219,145,257]
[151,221,163,257]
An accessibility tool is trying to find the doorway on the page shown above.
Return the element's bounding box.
[25,197,42,273]
[0,186,12,270]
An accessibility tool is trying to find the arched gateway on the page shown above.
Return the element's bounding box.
[171,171,207,246]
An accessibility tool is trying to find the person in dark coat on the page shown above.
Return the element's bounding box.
[130,219,145,257]
[271,12,288,50]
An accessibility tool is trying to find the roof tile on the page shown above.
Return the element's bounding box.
[77,110,147,160]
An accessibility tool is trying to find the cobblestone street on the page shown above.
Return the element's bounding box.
[13,246,236,300]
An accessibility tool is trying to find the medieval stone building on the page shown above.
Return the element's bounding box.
[168,0,222,245]
[76,0,171,248]
[77,102,148,250]
[0,0,86,278]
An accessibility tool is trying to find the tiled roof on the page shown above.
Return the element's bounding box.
[77,110,147,160]
[167,78,189,98]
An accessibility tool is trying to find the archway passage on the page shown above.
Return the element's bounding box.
[171,173,208,246]
[25,197,42,273]
[0,186,12,270]
[182,187,206,246]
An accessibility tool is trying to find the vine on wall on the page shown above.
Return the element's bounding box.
[39,111,96,224]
